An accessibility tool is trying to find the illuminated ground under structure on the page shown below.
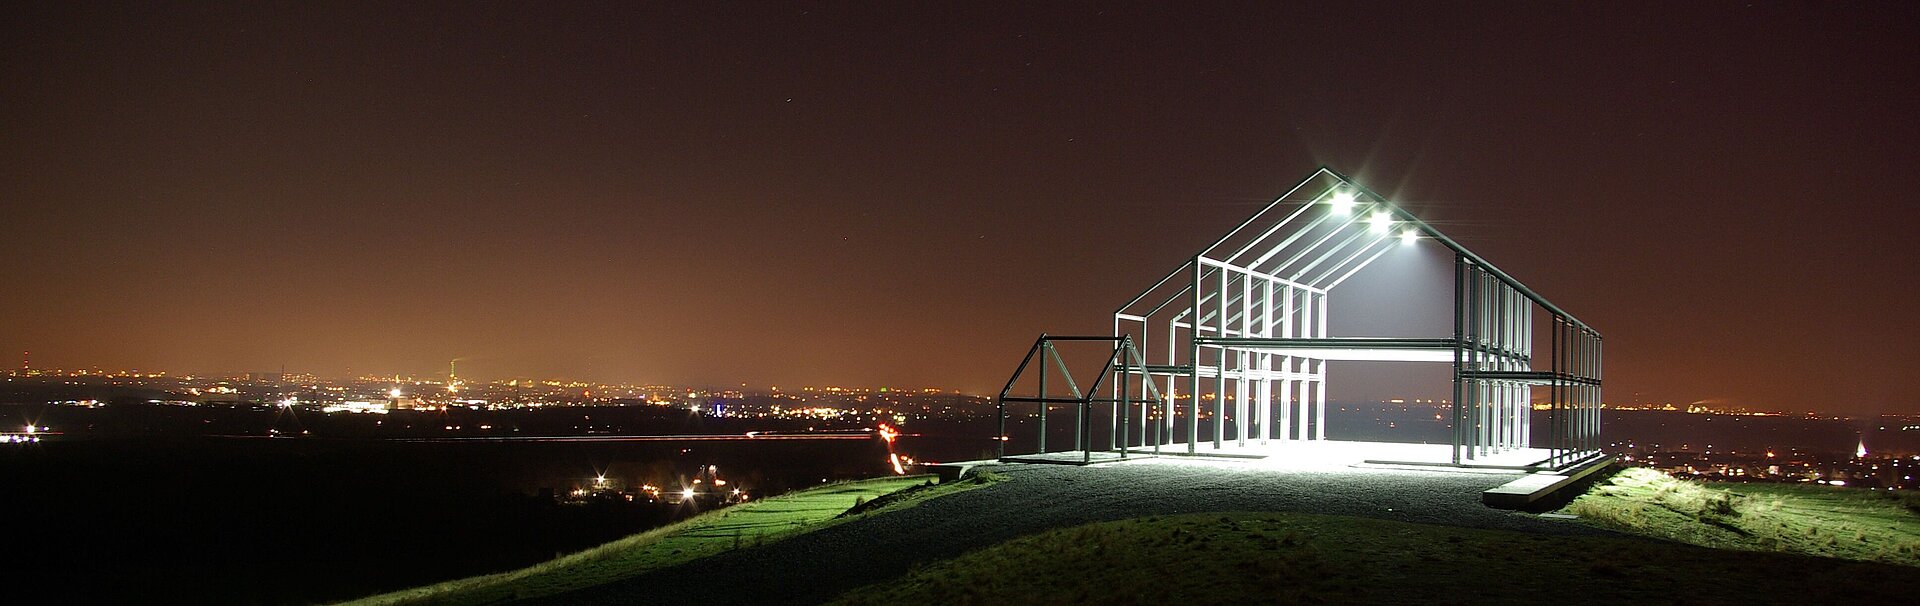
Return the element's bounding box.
[996,167,1603,470]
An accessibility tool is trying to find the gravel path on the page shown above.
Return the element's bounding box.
[530,458,1619,605]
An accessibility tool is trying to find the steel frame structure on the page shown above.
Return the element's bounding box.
[995,167,1603,469]
[994,336,1165,464]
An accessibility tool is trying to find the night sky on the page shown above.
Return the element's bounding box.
[3,3,1916,414]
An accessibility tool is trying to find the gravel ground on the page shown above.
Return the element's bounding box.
[529,458,1620,605]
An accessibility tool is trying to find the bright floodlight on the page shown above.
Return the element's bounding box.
[1399,229,1419,245]
[681,487,696,499]
[1329,191,1356,215]
[1368,210,1393,234]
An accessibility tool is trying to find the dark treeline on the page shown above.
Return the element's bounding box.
[3,437,893,604]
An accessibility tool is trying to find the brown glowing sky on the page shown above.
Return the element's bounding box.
[3,3,1916,413]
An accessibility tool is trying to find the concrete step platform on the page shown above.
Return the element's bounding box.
[1481,454,1617,510]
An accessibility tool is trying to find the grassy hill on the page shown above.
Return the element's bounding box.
[1562,466,1920,565]
[340,473,995,606]
[829,467,1920,604]
[342,464,1919,605]
[828,510,1920,605]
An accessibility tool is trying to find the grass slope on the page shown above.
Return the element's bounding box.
[1563,467,1920,566]
[831,511,1920,605]
[343,473,988,606]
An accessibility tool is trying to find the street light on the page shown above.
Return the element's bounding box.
[1329,191,1357,215]
[1368,210,1393,234]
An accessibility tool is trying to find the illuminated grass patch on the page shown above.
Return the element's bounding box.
[342,473,995,606]
[831,511,1920,605]
[1564,467,1920,566]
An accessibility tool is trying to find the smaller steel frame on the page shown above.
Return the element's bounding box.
[994,335,1165,464]
[994,167,1604,471]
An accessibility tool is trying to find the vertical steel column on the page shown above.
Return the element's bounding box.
[1523,293,1532,449]
[1555,317,1566,467]
[1582,331,1597,454]
[1071,348,1084,455]
[1582,330,1591,455]
[1508,288,1519,452]
[1553,317,1565,467]
[1260,278,1275,444]
[1563,321,1570,465]
[1573,328,1583,457]
[1450,254,1466,465]
[1300,360,1313,442]
[1536,316,1551,467]
[1484,272,1495,453]
[1465,264,1481,460]
[1158,315,1172,455]
[1507,287,1519,451]
[1469,269,1481,458]
[1244,266,1259,446]
[1113,341,1121,454]
[1574,329,1589,456]
[1588,329,1599,455]
[1490,276,1501,453]
[1112,316,1122,454]
[1081,395,1091,464]
[1037,339,1049,455]
[1497,284,1508,453]
[1493,279,1506,453]
[1133,318,1147,452]
[1281,285,1295,441]
[1235,355,1248,446]
[1566,324,1574,463]
[1115,317,1125,452]
[1314,291,1328,441]
[1214,265,1227,449]
[1483,270,1495,456]
[1152,320,1167,452]
[1546,319,1555,467]
[1296,288,1312,441]
[1568,321,1577,460]
[1521,297,1532,449]
[1516,289,1528,449]
[1188,258,1202,455]
[1499,283,1508,451]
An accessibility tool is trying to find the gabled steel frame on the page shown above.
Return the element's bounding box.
[1001,167,1602,470]
[994,335,1166,464]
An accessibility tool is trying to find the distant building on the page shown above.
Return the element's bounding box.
[321,401,389,414]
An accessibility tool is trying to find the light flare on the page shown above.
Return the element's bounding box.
[1329,191,1356,215]
[1368,210,1393,234]
[876,423,910,475]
